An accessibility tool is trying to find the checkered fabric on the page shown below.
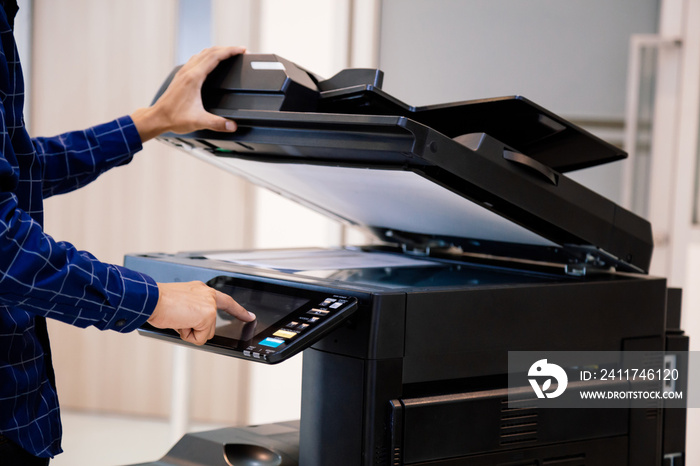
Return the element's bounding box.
[0,3,159,458]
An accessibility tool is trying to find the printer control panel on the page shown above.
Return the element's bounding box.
[139,275,358,364]
[242,295,356,362]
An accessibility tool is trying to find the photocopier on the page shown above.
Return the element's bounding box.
[126,54,688,466]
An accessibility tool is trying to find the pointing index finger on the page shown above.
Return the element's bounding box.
[214,289,256,322]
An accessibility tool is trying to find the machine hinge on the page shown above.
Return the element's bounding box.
[565,253,614,277]
[401,243,432,256]
[385,229,451,256]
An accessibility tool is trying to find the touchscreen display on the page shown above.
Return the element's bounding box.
[140,275,359,364]
[214,284,311,341]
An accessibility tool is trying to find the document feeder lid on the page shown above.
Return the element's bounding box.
[154,54,652,274]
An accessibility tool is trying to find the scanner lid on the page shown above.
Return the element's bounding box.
[155,54,652,274]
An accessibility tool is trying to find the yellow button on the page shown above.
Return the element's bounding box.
[273,329,298,339]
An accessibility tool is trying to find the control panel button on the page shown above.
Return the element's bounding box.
[273,329,298,339]
[321,298,336,306]
[308,308,330,316]
[259,337,285,348]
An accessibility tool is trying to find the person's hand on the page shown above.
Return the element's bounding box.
[131,45,246,143]
[148,281,255,346]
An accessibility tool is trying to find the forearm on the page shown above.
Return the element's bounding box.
[0,194,158,331]
[130,105,176,144]
[34,116,143,199]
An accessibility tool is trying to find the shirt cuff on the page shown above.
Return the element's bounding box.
[101,265,159,333]
[117,115,144,155]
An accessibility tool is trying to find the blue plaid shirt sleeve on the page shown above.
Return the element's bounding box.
[0,197,159,333]
[33,116,143,199]
[0,117,159,332]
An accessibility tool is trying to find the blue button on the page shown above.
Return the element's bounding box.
[259,337,284,348]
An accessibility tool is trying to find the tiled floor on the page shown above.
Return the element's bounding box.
[51,410,225,466]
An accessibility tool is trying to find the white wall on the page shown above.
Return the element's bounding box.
[379,0,658,115]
